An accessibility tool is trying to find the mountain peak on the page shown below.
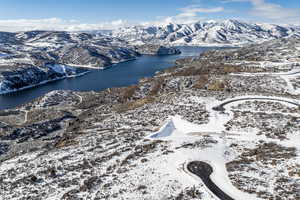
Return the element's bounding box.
[111,20,300,46]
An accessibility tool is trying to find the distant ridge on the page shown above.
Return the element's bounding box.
[110,19,300,46]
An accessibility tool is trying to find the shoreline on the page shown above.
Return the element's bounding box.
[0,46,218,105]
[0,54,181,96]
[0,71,91,95]
[0,58,140,96]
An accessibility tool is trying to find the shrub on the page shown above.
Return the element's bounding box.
[207,79,227,91]
[115,97,156,113]
[121,85,139,101]
[149,78,165,96]
[193,75,209,89]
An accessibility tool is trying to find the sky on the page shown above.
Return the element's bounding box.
[0,0,299,32]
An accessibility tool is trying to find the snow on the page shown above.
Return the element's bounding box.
[149,115,205,140]
[0,90,298,199]
[47,64,84,76]
[147,95,300,200]
[148,115,259,199]
[0,69,89,95]
[0,77,64,95]
[112,20,300,46]
[26,42,60,48]
[280,75,300,95]
[1,30,299,199]
[220,95,299,108]
[48,64,69,74]
[188,141,259,200]
[150,95,299,139]
[231,67,300,95]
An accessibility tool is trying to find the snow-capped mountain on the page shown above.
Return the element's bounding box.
[1,36,300,200]
[111,19,300,46]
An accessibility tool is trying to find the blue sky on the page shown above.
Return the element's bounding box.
[0,0,299,31]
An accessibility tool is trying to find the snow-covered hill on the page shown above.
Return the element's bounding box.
[111,19,300,46]
[0,36,299,199]
[0,31,180,94]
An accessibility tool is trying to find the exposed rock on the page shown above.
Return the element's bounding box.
[134,44,181,55]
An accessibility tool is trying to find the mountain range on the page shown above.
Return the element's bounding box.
[0,19,299,94]
[110,19,300,46]
[0,34,299,200]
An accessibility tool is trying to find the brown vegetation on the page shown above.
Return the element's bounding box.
[149,78,165,96]
[207,79,227,91]
[55,137,79,148]
[193,75,209,89]
[114,97,156,113]
[121,85,139,101]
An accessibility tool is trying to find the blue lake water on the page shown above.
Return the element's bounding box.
[0,53,8,58]
[0,46,222,110]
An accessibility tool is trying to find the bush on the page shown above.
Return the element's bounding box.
[149,78,165,96]
[115,97,156,113]
[207,79,227,91]
[193,75,209,89]
[121,85,139,101]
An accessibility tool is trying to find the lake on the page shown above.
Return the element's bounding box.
[0,53,8,58]
[0,46,222,110]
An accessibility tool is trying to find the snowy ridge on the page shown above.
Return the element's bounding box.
[111,19,300,46]
[0,36,299,199]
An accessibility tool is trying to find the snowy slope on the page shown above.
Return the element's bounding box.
[0,36,300,199]
[111,19,300,46]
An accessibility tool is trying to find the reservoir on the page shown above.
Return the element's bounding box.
[0,46,222,110]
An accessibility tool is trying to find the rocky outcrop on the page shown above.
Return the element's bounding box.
[134,45,181,55]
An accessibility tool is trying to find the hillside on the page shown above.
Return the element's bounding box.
[0,36,299,199]
[111,19,300,46]
[0,31,179,94]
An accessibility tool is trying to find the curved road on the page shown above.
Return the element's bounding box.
[212,97,300,112]
[188,97,299,200]
[277,71,300,76]
[187,161,234,200]
[232,70,300,76]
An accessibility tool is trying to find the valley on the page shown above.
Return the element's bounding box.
[1,0,300,198]
[0,35,299,200]
[0,46,217,109]
[0,31,180,95]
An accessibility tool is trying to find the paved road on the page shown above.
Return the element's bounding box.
[187,161,234,200]
[213,97,300,112]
